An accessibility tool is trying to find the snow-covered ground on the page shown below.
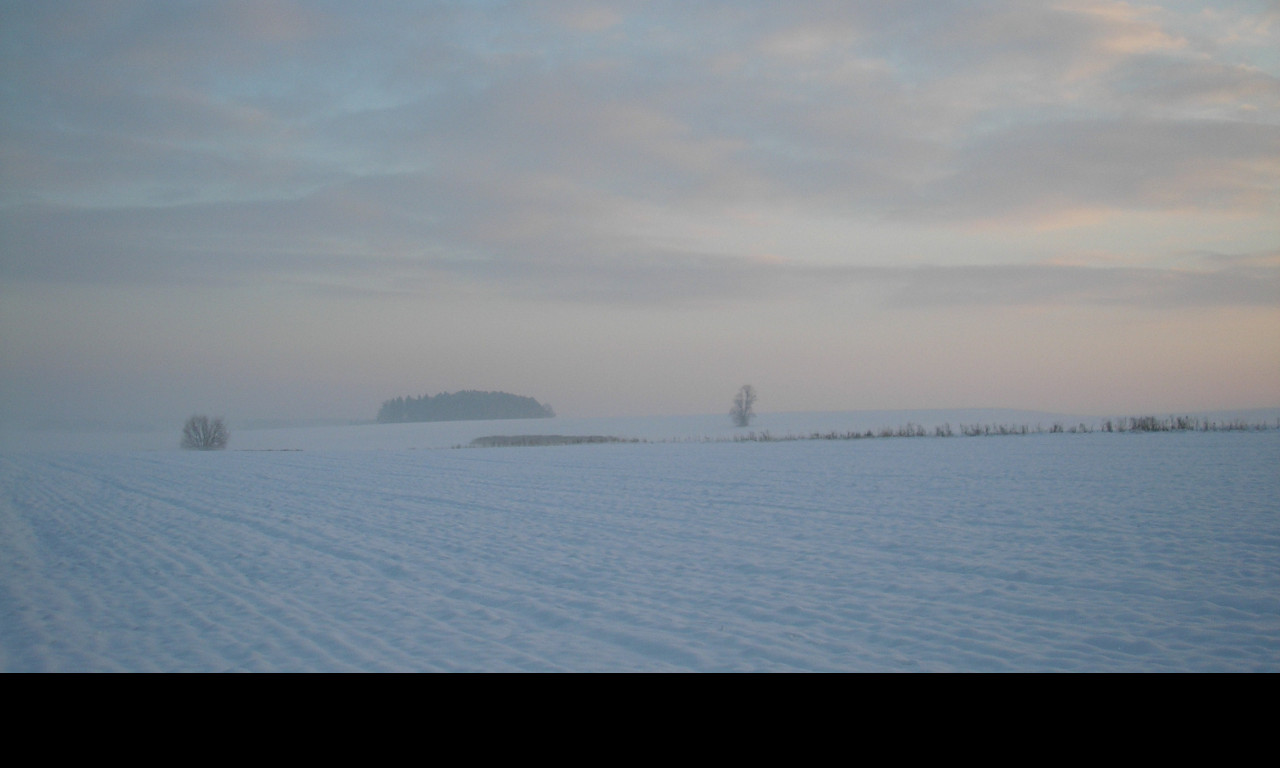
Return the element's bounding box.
[2,412,1277,671]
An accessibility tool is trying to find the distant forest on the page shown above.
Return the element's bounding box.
[377,390,555,423]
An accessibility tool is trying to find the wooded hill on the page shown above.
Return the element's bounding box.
[377,390,555,423]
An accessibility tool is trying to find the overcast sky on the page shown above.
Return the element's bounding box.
[2,0,1278,428]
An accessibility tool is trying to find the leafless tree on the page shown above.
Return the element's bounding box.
[730,385,757,427]
[182,415,229,450]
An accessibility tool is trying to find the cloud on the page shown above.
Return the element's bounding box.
[6,190,1273,311]
[6,1,1276,220]
[2,1,1278,425]
[885,261,1280,309]
[913,117,1280,224]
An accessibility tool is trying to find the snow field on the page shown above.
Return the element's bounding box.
[1,429,1277,671]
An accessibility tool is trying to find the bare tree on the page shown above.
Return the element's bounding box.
[182,415,229,450]
[730,385,757,427]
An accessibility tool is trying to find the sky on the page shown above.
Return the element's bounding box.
[1,0,1278,428]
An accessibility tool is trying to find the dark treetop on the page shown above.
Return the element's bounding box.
[377,390,554,423]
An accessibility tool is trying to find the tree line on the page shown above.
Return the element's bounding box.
[377,390,555,423]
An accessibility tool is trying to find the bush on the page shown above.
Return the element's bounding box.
[182,415,229,450]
